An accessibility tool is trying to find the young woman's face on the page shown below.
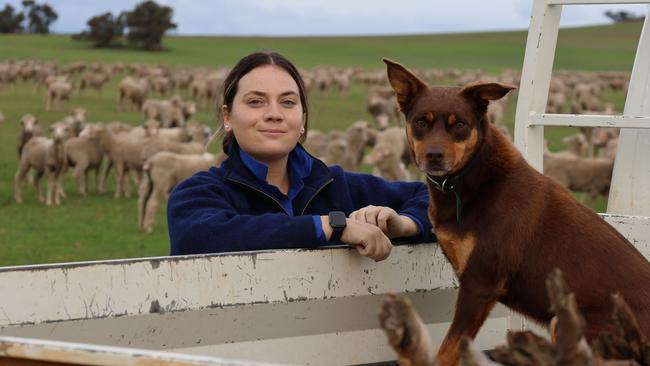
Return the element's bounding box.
[224,65,304,164]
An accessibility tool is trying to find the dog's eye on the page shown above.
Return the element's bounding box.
[454,122,466,130]
[414,119,427,128]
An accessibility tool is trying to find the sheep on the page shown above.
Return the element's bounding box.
[141,95,191,128]
[118,76,149,111]
[81,123,148,198]
[17,114,44,157]
[139,136,206,164]
[486,92,511,125]
[546,91,567,114]
[0,111,4,123]
[367,93,400,130]
[363,127,412,181]
[151,76,173,95]
[106,121,134,134]
[44,122,75,205]
[14,122,73,205]
[599,137,619,160]
[185,122,211,143]
[15,136,49,204]
[46,80,73,111]
[320,137,350,167]
[79,72,110,93]
[138,152,225,233]
[59,107,87,136]
[561,132,590,157]
[190,78,209,108]
[363,144,412,181]
[543,150,614,207]
[64,129,105,197]
[370,126,410,165]
[343,120,376,170]
[303,130,328,157]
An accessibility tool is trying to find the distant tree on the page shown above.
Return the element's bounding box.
[72,12,126,48]
[123,1,176,51]
[605,10,645,23]
[0,5,25,33]
[22,0,58,34]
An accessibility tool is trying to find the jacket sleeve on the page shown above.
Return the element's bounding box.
[340,169,436,243]
[167,172,320,255]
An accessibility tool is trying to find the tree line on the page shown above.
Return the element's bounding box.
[0,0,57,34]
[1,0,176,51]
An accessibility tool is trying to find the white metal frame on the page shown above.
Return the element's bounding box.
[514,0,650,216]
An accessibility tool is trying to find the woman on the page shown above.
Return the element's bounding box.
[167,51,435,261]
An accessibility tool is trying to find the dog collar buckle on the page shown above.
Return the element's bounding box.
[426,175,454,194]
[426,174,462,223]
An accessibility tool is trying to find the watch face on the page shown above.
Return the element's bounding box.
[329,211,346,228]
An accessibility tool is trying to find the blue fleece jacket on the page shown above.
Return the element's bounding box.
[167,142,435,255]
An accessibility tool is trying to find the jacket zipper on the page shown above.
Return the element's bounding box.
[227,177,334,216]
[300,178,333,215]
[226,178,289,215]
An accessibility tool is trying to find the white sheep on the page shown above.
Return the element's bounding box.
[362,126,411,181]
[79,72,110,94]
[46,80,73,111]
[64,130,105,197]
[17,114,44,157]
[15,122,73,205]
[81,123,148,198]
[543,150,614,207]
[138,152,225,233]
[141,96,189,128]
[44,122,75,205]
[363,144,412,181]
[343,120,376,170]
[118,76,149,111]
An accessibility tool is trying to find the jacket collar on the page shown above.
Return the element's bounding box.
[223,140,334,214]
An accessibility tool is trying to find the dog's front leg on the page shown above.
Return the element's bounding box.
[437,280,504,366]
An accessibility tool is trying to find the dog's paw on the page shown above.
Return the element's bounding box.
[378,294,422,355]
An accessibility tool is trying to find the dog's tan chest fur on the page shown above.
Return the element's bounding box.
[436,228,476,277]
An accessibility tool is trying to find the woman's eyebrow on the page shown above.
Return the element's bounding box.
[243,90,299,97]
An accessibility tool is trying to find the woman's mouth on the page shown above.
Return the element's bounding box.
[259,129,286,135]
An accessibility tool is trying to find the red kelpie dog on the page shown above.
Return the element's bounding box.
[380,59,650,365]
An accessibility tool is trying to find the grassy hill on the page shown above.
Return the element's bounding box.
[0,22,643,266]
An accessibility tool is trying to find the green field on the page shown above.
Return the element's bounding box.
[0,22,642,266]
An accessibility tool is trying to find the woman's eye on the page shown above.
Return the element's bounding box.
[281,99,297,107]
[247,99,263,106]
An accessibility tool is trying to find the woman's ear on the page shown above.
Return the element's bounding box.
[221,105,230,122]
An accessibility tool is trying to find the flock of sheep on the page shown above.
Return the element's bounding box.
[1,59,627,233]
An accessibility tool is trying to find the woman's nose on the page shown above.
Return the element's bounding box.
[263,102,282,121]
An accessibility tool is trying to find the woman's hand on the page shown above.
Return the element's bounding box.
[349,205,419,239]
[321,216,392,261]
[342,220,393,261]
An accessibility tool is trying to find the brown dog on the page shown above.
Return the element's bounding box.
[381,58,650,365]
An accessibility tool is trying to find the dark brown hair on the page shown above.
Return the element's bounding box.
[216,51,309,154]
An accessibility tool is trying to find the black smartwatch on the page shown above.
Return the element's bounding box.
[328,211,347,241]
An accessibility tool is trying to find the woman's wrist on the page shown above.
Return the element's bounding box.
[396,215,420,238]
[320,215,333,241]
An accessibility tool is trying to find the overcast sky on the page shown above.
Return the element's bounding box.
[4,0,648,36]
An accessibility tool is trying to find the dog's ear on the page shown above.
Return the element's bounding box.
[460,81,517,108]
[383,58,429,113]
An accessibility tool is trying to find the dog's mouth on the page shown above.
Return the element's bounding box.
[417,160,451,177]
[425,169,449,177]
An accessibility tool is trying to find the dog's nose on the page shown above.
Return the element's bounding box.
[425,148,445,163]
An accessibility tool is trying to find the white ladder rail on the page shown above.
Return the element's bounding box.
[514,0,650,215]
[609,4,650,215]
